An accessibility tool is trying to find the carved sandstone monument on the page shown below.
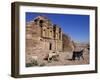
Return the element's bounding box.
[26,15,64,63]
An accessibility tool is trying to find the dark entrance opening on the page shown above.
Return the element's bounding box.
[49,43,52,50]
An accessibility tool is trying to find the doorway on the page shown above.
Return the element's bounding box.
[49,43,52,50]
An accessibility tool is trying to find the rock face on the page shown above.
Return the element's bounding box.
[26,16,63,63]
[62,34,74,52]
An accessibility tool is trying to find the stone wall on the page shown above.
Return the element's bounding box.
[26,16,63,63]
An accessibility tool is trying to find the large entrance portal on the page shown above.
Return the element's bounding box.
[49,43,52,50]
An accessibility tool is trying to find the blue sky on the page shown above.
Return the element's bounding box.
[26,12,89,43]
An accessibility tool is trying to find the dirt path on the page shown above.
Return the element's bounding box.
[39,50,89,66]
[26,49,89,67]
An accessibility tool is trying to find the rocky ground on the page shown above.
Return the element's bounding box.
[26,48,89,67]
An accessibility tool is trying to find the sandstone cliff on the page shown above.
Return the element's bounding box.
[62,33,74,52]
